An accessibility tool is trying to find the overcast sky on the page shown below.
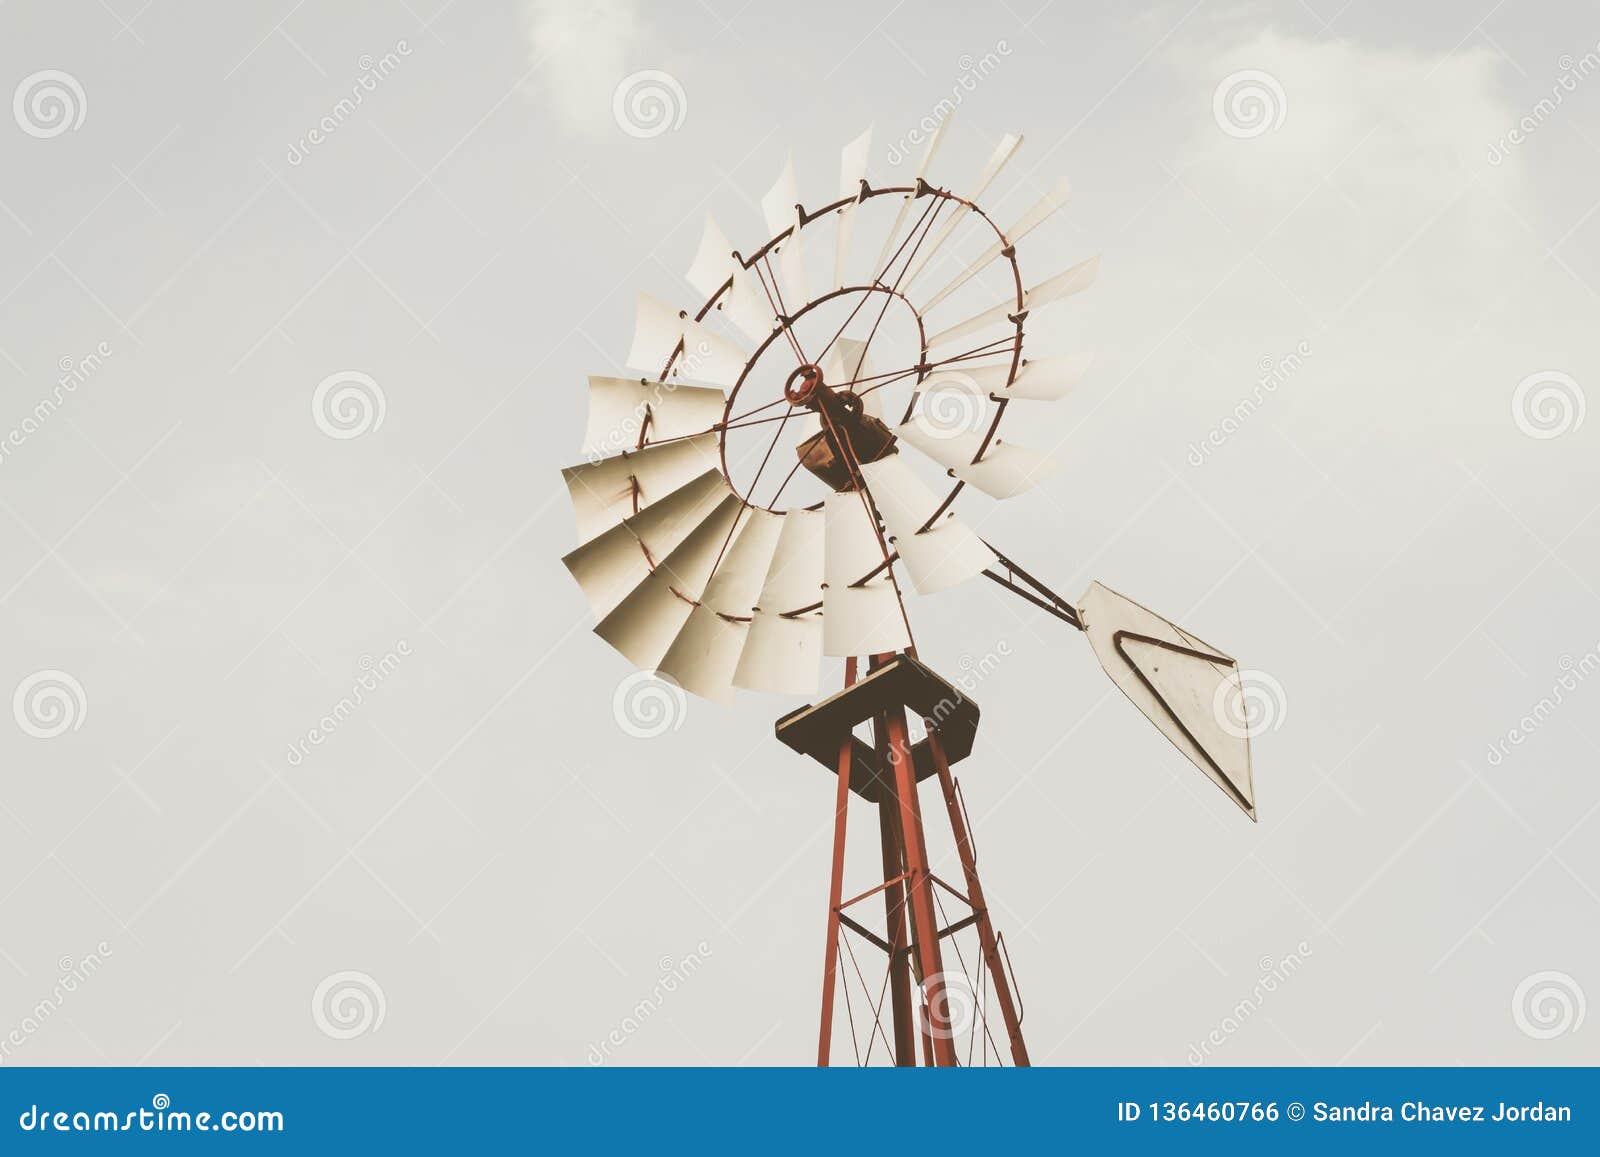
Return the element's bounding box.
[1,0,1597,1065]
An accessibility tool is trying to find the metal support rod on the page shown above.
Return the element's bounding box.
[981,542,1083,630]
[924,726,1031,1066]
[883,704,958,1066]
[876,714,916,1066]
[816,656,858,1066]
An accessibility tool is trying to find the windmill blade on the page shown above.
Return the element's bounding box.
[686,215,737,299]
[581,377,726,458]
[871,114,953,285]
[734,508,824,694]
[595,495,745,672]
[857,454,996,594]
[760,155,810,309]
[562,432,721,542]
[922,352,1095,404]
[833,127,873,290]
[626,292,751,386]
[928,255,1099,351]
[686,218,781,345]
[822,491,910,657]
[920,177,1072,313]
[563,468,732,620]
[1078,581,1256,820]
[894,417,1059,500]
[657,506,786,704]
[902,132,1023,292]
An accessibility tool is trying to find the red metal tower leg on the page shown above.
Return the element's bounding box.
[816,658,857,1066]
[876,749,916,1066]
[925,726,1031,1067]
[882,704,958,1066]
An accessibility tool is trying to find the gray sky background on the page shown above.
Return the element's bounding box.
[1,0,1597,1065]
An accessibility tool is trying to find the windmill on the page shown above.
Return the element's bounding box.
[561,118,1258,1066]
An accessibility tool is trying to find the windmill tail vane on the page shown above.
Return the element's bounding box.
[558,114,1258,1066]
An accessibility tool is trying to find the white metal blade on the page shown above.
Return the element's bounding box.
[1078,581,1256,820]
[734,506,825,693]
[734,611,822,695]
[902,132,1023,291]
[761,155,809,309]
[562,468,731,620]
[920,352,1093,403]
[686,214,736,299]
[822,491,909,657]
[594,494,744,672]
[562,432,721,543]
[833,127,873,291]
[625,292,751,386]
[582,376,726,458]
[656,506,784,703]
[857,455,995,594]
[752,506,823,614]
[870,114,952,285]
[920,177,1072,312]
[927,255,1100,351]
[894,419,1059,500]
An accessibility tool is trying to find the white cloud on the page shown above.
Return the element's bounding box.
[523,0,648,134]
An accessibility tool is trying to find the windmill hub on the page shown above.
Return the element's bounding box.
[786,363,899,493]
